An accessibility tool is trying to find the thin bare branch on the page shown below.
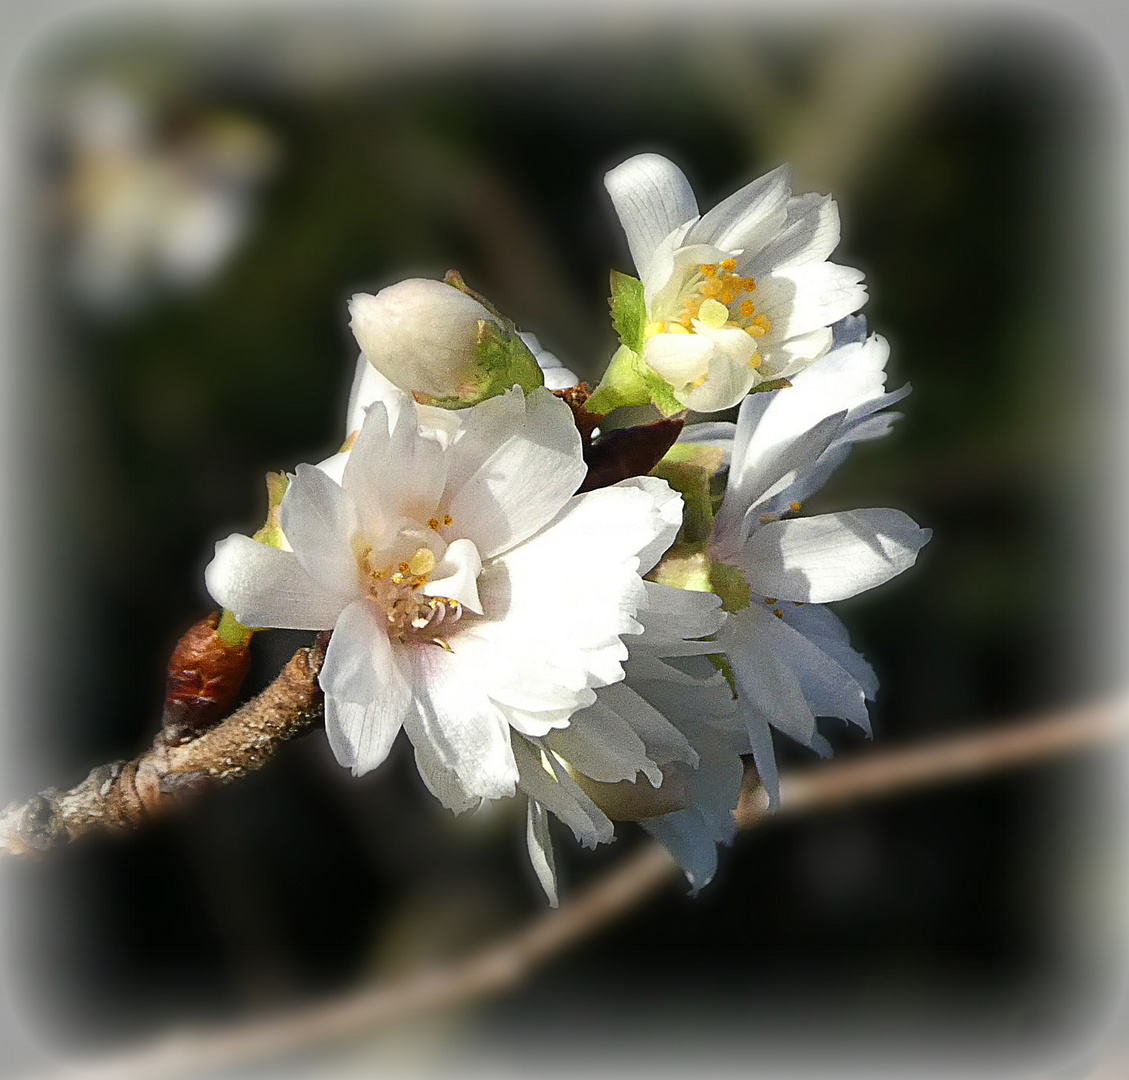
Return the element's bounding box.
[0,636,328,858]
[30,693,1128,1080]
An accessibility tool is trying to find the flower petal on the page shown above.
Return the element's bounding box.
[205,534,352,630]
[755,263,867,342]
[343,400,447,539]
[278,464,359,594]
[735,509,931,603]
[526,800,558,907]
[747,192,841,272]
[443,388,585,560]
[605,153,699,283]
[320,599,413,774]
[404,645,518,800]
[685,163,792,257]
[421,537,483,614]
[512,735,614,849]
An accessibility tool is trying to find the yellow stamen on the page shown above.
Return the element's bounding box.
[741,277,756,292]
[739,300,755,318]
[773,608,783,619]
[699,263,718,278]
[747,355,762,369]
[443,515,453,526]
[427,517,440,530]
[764,597,777,605]
[719,257,736,272]
[789,501,802,513]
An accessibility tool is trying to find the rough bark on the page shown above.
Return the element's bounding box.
[0,635,327,857]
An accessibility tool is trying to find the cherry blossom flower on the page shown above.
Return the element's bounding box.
[598,153,866,413]
[206,386,685,814]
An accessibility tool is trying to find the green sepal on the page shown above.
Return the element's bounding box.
[651,443,725,545]
[586,344,684,418]
[216,609,254,649]
[413,316,544,410]
[750,376,792,395]
[710,560,751,613]
[609,270,646,355]
[252,471,289,550]
[648,541,751,613]
[708,653,738,698]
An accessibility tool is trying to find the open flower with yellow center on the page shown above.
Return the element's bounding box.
[206,386,686,807]
[597,153,866,413]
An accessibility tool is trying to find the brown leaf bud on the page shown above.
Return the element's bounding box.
[161,613,251,745]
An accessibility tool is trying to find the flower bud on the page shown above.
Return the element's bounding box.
[348,278,543,408]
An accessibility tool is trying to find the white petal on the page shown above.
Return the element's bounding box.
[320,599,412,774]
[640,332,712,392]
[642,718,744,890]
[675,345,760,413]
[526,800,558,907]
[747,192,841,272]
[736,509,931,602]
[444,388,585,560]
[605,153,699,283]
[404,644,518,800]
[739,601,870,731]
[755,263,867,342]
[714,409,847,553]
[205,534,352,630]
[614,475,684,574]
[760,326,834,379]
[409,723,478,814]
[726,611,819,748]
[519,331,578,391]
[343,400,447,539]
[636,581,725,650]
[421,537,483,614]
[512,735,614,849]
[344,353,402,436]
[278,464,359,593]
[781,602,878,700]
[685,163,792,257]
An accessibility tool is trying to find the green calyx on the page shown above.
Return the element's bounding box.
[646,541,751,614]
[586,272,682,418]
[411,272,543,410]
[651,443,725,544]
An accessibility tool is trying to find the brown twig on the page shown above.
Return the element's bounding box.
[0,636,328,857]
[30,693,1128,1080]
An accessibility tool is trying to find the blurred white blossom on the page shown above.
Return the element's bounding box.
[63,82,276,312]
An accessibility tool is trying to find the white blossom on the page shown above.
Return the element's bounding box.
[699,318,928,800]
[206,387,685,821]
[604,153,866,412]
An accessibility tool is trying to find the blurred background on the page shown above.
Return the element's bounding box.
[1,4,1127,1076]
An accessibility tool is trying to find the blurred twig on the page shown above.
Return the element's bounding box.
[32,693,1127,1080]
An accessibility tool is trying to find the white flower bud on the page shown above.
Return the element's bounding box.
[348,278,543,407]
[349,278,494,401]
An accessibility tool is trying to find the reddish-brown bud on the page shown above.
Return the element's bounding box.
[578,413,686,493]
[161,613,251,745]
[552,383,600,449]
